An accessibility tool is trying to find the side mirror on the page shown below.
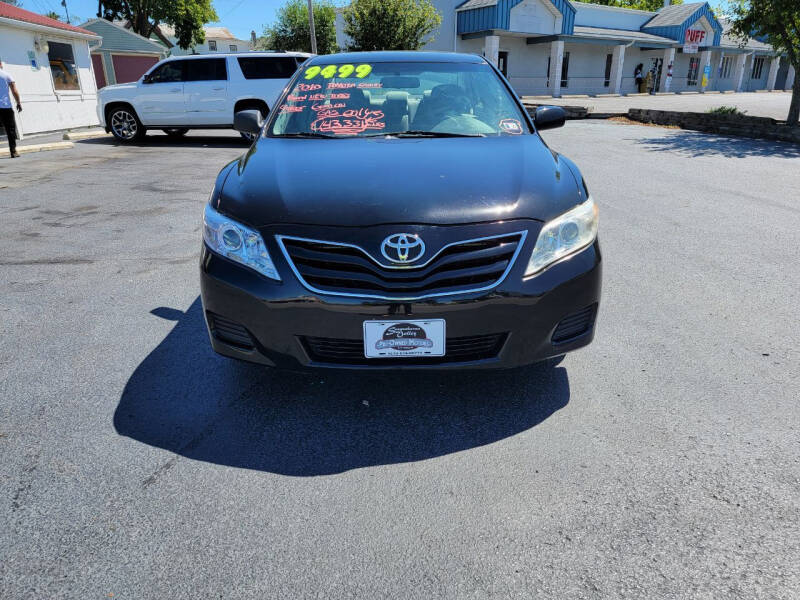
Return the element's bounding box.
[142,74,153,84]
[234,110,264,136]
[534,106,566,131]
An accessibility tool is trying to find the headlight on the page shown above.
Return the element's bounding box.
[525,197,598,276]
[203,203,280,281]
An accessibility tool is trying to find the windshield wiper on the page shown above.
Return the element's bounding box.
[272,132,339,139]
[359,130,486,139]
[393,130,486,138]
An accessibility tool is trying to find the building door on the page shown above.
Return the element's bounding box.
[498,51,508,78]
[649,57,663,92]
[112,54,159,84]
[91,54,107,89]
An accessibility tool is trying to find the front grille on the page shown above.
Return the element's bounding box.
[303,333,507,365]
[551,304,597,344]
[278,232,526,300]
[207,312,254,349]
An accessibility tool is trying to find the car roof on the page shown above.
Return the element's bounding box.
[168,52,312,60]
[307,51,486,65]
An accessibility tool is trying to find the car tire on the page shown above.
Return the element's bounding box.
[163,128,189,138]
[108,106,146,142]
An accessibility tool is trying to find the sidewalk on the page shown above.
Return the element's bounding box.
[522,91,793,121]
[0,127,108,157]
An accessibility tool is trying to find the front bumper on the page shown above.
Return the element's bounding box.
[199,226,602,370]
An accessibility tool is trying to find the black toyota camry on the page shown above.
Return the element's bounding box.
[200,51,601,369]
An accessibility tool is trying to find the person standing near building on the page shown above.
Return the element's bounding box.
[635,63,645,93]
[0,57,23,158]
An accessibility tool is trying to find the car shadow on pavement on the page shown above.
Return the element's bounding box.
[81,134,249,150]
[114,298,570,477]
[635,131,800,159]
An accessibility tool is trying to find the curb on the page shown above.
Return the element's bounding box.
[0,141,74,158]
[63,130,109,141]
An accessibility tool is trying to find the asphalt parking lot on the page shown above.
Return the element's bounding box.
[1,124,799,599]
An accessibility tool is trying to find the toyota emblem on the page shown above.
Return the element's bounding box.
[381,233,425,264]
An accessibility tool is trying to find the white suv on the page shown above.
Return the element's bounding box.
[97,52,311,142]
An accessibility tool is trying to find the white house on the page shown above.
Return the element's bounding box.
[336,1,794,98]
[159,25,253,56]
[0,1,101,134]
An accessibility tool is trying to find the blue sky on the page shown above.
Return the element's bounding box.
[27,0,734,41]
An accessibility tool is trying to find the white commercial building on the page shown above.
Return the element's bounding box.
[0,2,101,135]
[338,1,792,98]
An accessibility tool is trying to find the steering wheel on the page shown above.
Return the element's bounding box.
[424,84,473,127]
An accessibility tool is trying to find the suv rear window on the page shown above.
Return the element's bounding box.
[185,58,227,81]
[238,57,301,80]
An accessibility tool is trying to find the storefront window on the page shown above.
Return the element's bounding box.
[751,57,765,80]
[720,57,732,79]
[48,41,80,91]
[687,57,700,86]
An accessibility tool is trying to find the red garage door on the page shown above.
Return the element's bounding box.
[112,54,160,84]
[91,54,107,89]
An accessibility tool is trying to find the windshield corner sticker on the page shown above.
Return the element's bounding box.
[375,323,434,351]
[499,119,523,135]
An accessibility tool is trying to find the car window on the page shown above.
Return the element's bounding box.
[185,58,227,82]
[148,61,184,83]
[270,61,529,138]
[238,57,300,80]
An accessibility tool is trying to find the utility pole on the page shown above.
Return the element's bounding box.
[61,0,71,24]
[307,0,318,54]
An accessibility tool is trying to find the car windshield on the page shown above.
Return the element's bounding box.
[269,61,529,138]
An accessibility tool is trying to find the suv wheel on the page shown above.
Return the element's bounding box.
[163,128,189,138]
[109,107,145,142]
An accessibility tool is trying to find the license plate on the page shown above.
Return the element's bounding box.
[363,319,446,358]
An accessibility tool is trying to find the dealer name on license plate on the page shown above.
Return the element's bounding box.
[363,319,446,358]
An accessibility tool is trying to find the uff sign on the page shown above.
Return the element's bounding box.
[684,29,707,53]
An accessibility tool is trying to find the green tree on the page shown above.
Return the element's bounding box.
[728,0,800,125]
[263,0,338,54]
[96,0,218,50]
[343,0,442,51]
[571,0,682,10]
[45,11,62,20]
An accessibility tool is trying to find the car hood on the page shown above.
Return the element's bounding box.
[215,135,583,227]
[99,82,138,94]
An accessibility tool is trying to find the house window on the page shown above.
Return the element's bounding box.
[546,52,570,88]
[720,56,732,78]
[47,41,80,91]
[229,44,238,52]
[604,53,612,87]
[687,57,700,86]
[751,57,765,79]
[208,40,217,51]
[498,51,508,78]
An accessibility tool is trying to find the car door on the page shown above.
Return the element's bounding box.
[184,58,229,125]
[135,60,186,125]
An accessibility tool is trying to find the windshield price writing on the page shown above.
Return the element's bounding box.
[304,64,373,80]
